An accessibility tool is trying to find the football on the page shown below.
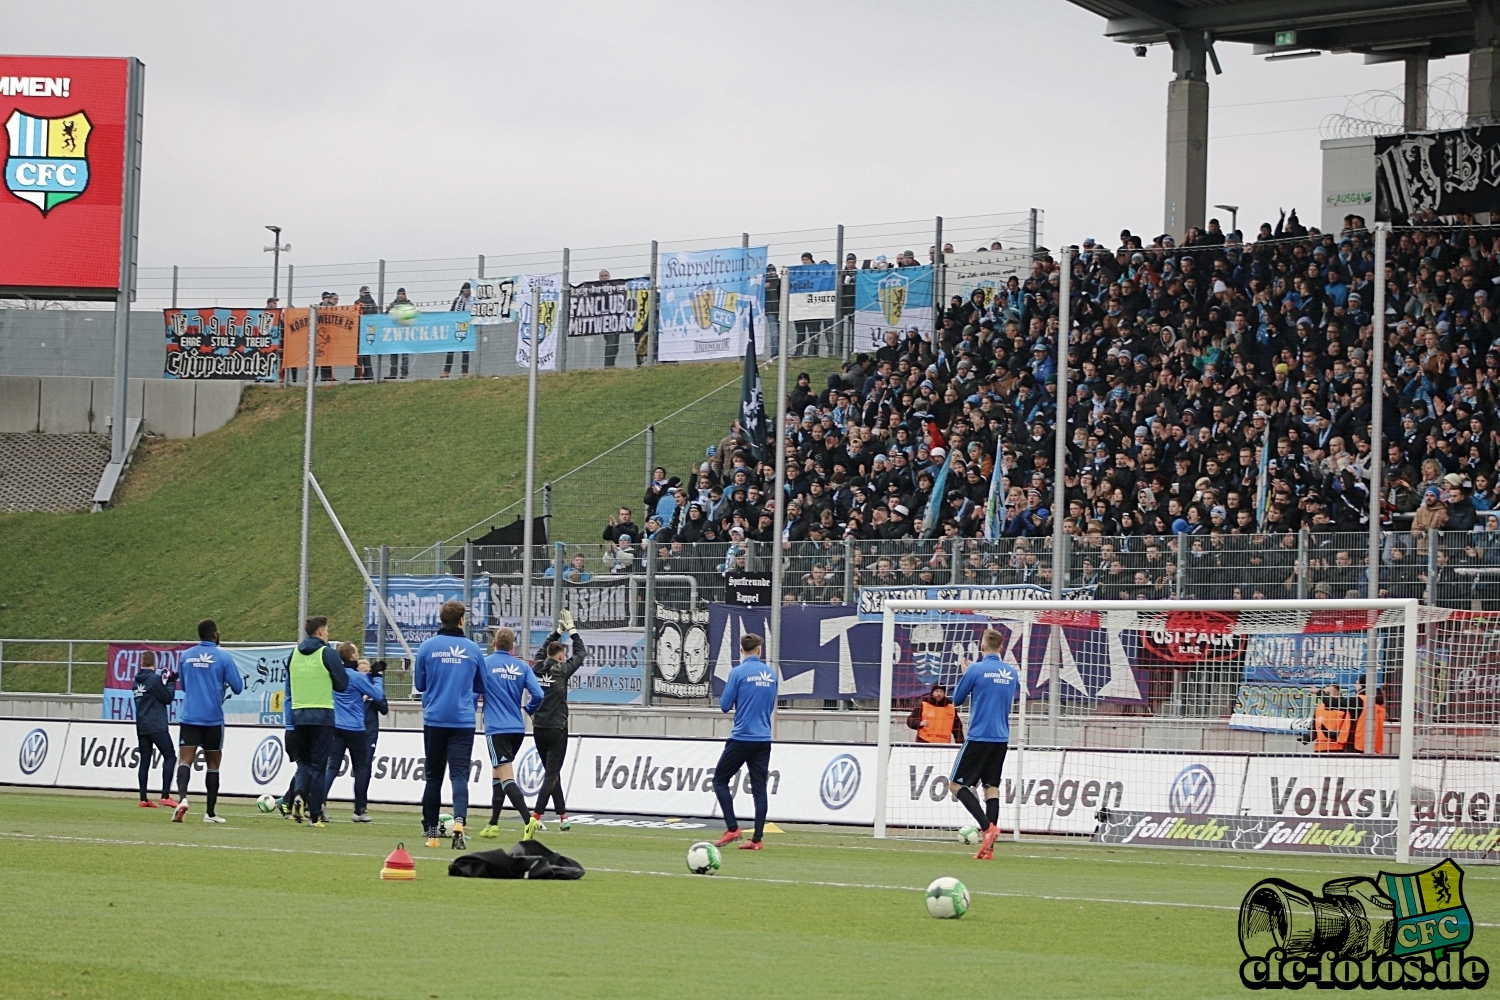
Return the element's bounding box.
[390,301,420,325]
[925,877,970,919]
[256,794,277,813]
[957,825,981,846]
[438,813,454,836]
[686,841,722,875]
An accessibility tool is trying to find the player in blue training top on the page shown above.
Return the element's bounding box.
[713,631,778,851]
[413,599,486,850]
[948,628,1020,860]
[171,618,244,824]
[476,625,544,840]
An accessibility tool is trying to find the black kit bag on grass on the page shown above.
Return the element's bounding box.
[448,840,585,880]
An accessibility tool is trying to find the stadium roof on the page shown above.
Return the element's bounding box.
[1065,0,1483,61]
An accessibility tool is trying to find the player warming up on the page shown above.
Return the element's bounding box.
[132,651,178,808]
[477,627,544,839]
[413,600,485,850]
[712,632,777,851]
[172,619,243,823]
[948,628,1019,860]
[525,609,586,840]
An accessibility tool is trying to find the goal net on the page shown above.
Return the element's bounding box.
[873,598,1499,864]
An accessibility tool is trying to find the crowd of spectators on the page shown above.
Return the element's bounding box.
[586,211,1500,607]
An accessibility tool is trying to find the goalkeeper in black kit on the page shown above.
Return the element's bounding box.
[524,610,586,840]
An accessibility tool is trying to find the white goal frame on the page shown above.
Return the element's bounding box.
[874,598,1421,863]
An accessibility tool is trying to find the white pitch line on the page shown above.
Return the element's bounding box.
[11,831,1496,926]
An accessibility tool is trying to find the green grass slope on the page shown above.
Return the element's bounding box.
[0,359,834,648]
[0,790,1439,999]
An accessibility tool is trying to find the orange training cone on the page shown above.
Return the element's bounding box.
[381,843,416,881]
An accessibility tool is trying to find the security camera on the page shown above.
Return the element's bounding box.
[1134,45,1148,57]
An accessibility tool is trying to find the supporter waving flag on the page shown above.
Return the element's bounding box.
[923,448,954,539]
[984,438,1005,540]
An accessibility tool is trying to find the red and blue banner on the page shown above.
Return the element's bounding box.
[164,308,283,381]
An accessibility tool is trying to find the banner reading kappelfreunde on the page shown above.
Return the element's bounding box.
[514,273,561,371]
[656,246,766,362]
[163,308,282,381]
[854,266,932,351]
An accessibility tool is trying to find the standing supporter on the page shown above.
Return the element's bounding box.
[444,281,472,378]
[413,599,485,849]
[132,651,178,809]
[171,619,243,824]
[354,284,378,381]
[386,288,413,379]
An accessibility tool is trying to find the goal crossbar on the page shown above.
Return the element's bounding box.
[873,598,1421,863]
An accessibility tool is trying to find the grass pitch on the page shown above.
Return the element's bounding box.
[1,790,1496,999]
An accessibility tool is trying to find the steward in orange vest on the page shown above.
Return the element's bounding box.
[906,683,964,744]
[1312,684,1360,752]
[1352,691,1386,754]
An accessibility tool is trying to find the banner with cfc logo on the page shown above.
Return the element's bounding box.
[656,245,767,362]
[944,251,1029,314]
[854,265,932,352]
[100,643,292,726]
[514,272,562,371]
[358,310,474,355]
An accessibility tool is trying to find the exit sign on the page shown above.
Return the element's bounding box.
[1274,30,1297,46]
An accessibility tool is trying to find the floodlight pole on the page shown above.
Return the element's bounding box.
[1364,224,1387,758]
[520,284,541,659]
[1049,246,1073,745]
[306,473,415,662]
[298,308,317,633]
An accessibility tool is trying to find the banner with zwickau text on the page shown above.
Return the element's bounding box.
[281,305,361,369]
[358,311,474,355]
[853,266,931,352]
[656,245,766,362]
[163,308,282,381]
[568,276,650,339]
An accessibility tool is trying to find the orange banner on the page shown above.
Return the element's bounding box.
[282,306,362,369]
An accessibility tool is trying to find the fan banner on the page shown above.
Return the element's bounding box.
[1375,124,1500,223]
[655,245,767,362]
[944,251,1030,311]
[358,310,474,355]
[469,276,516,325]
[786,263,835,321]
[364,574,491,649]
[856,583,1094,620]
[281,305,361,369]
[567,276,650,338]
[566,629,646,706]
[653,605,710,699]
[854,265,932,351]
[514,272,561,370]
[488,578,630,630]
[100,641,291,725]
[163,308,283,381]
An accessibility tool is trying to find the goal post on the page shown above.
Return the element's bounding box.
[875,597,1431,864]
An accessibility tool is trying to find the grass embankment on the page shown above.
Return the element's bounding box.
[0,359,838,688]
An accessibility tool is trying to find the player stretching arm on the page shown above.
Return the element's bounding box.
[476,627,544,840]
[525,610,586,840]
[948,628,1019,861]
[712,632,777,851]
[172,619,243,824]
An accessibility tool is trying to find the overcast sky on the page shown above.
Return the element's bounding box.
[13,1,1438,273]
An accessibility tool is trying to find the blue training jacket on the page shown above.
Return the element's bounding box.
[334,671,387,732]
[477,650,544,735]
[951,653,1019,742]
[414,627,485,728]
[720,655,777,742]
[177,641,243,727]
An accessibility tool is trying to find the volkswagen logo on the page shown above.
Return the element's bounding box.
[1167,763,1215,816]
[251,736,284,785]
[515,747,545,796]
[17,728,48,776]
[819,753,861,811]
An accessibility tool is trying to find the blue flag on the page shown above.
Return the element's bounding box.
[984,438,1005,539]
[922,451,954,539]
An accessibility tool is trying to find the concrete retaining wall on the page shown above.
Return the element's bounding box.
[0,309,166,378]
[0,376,245,438]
